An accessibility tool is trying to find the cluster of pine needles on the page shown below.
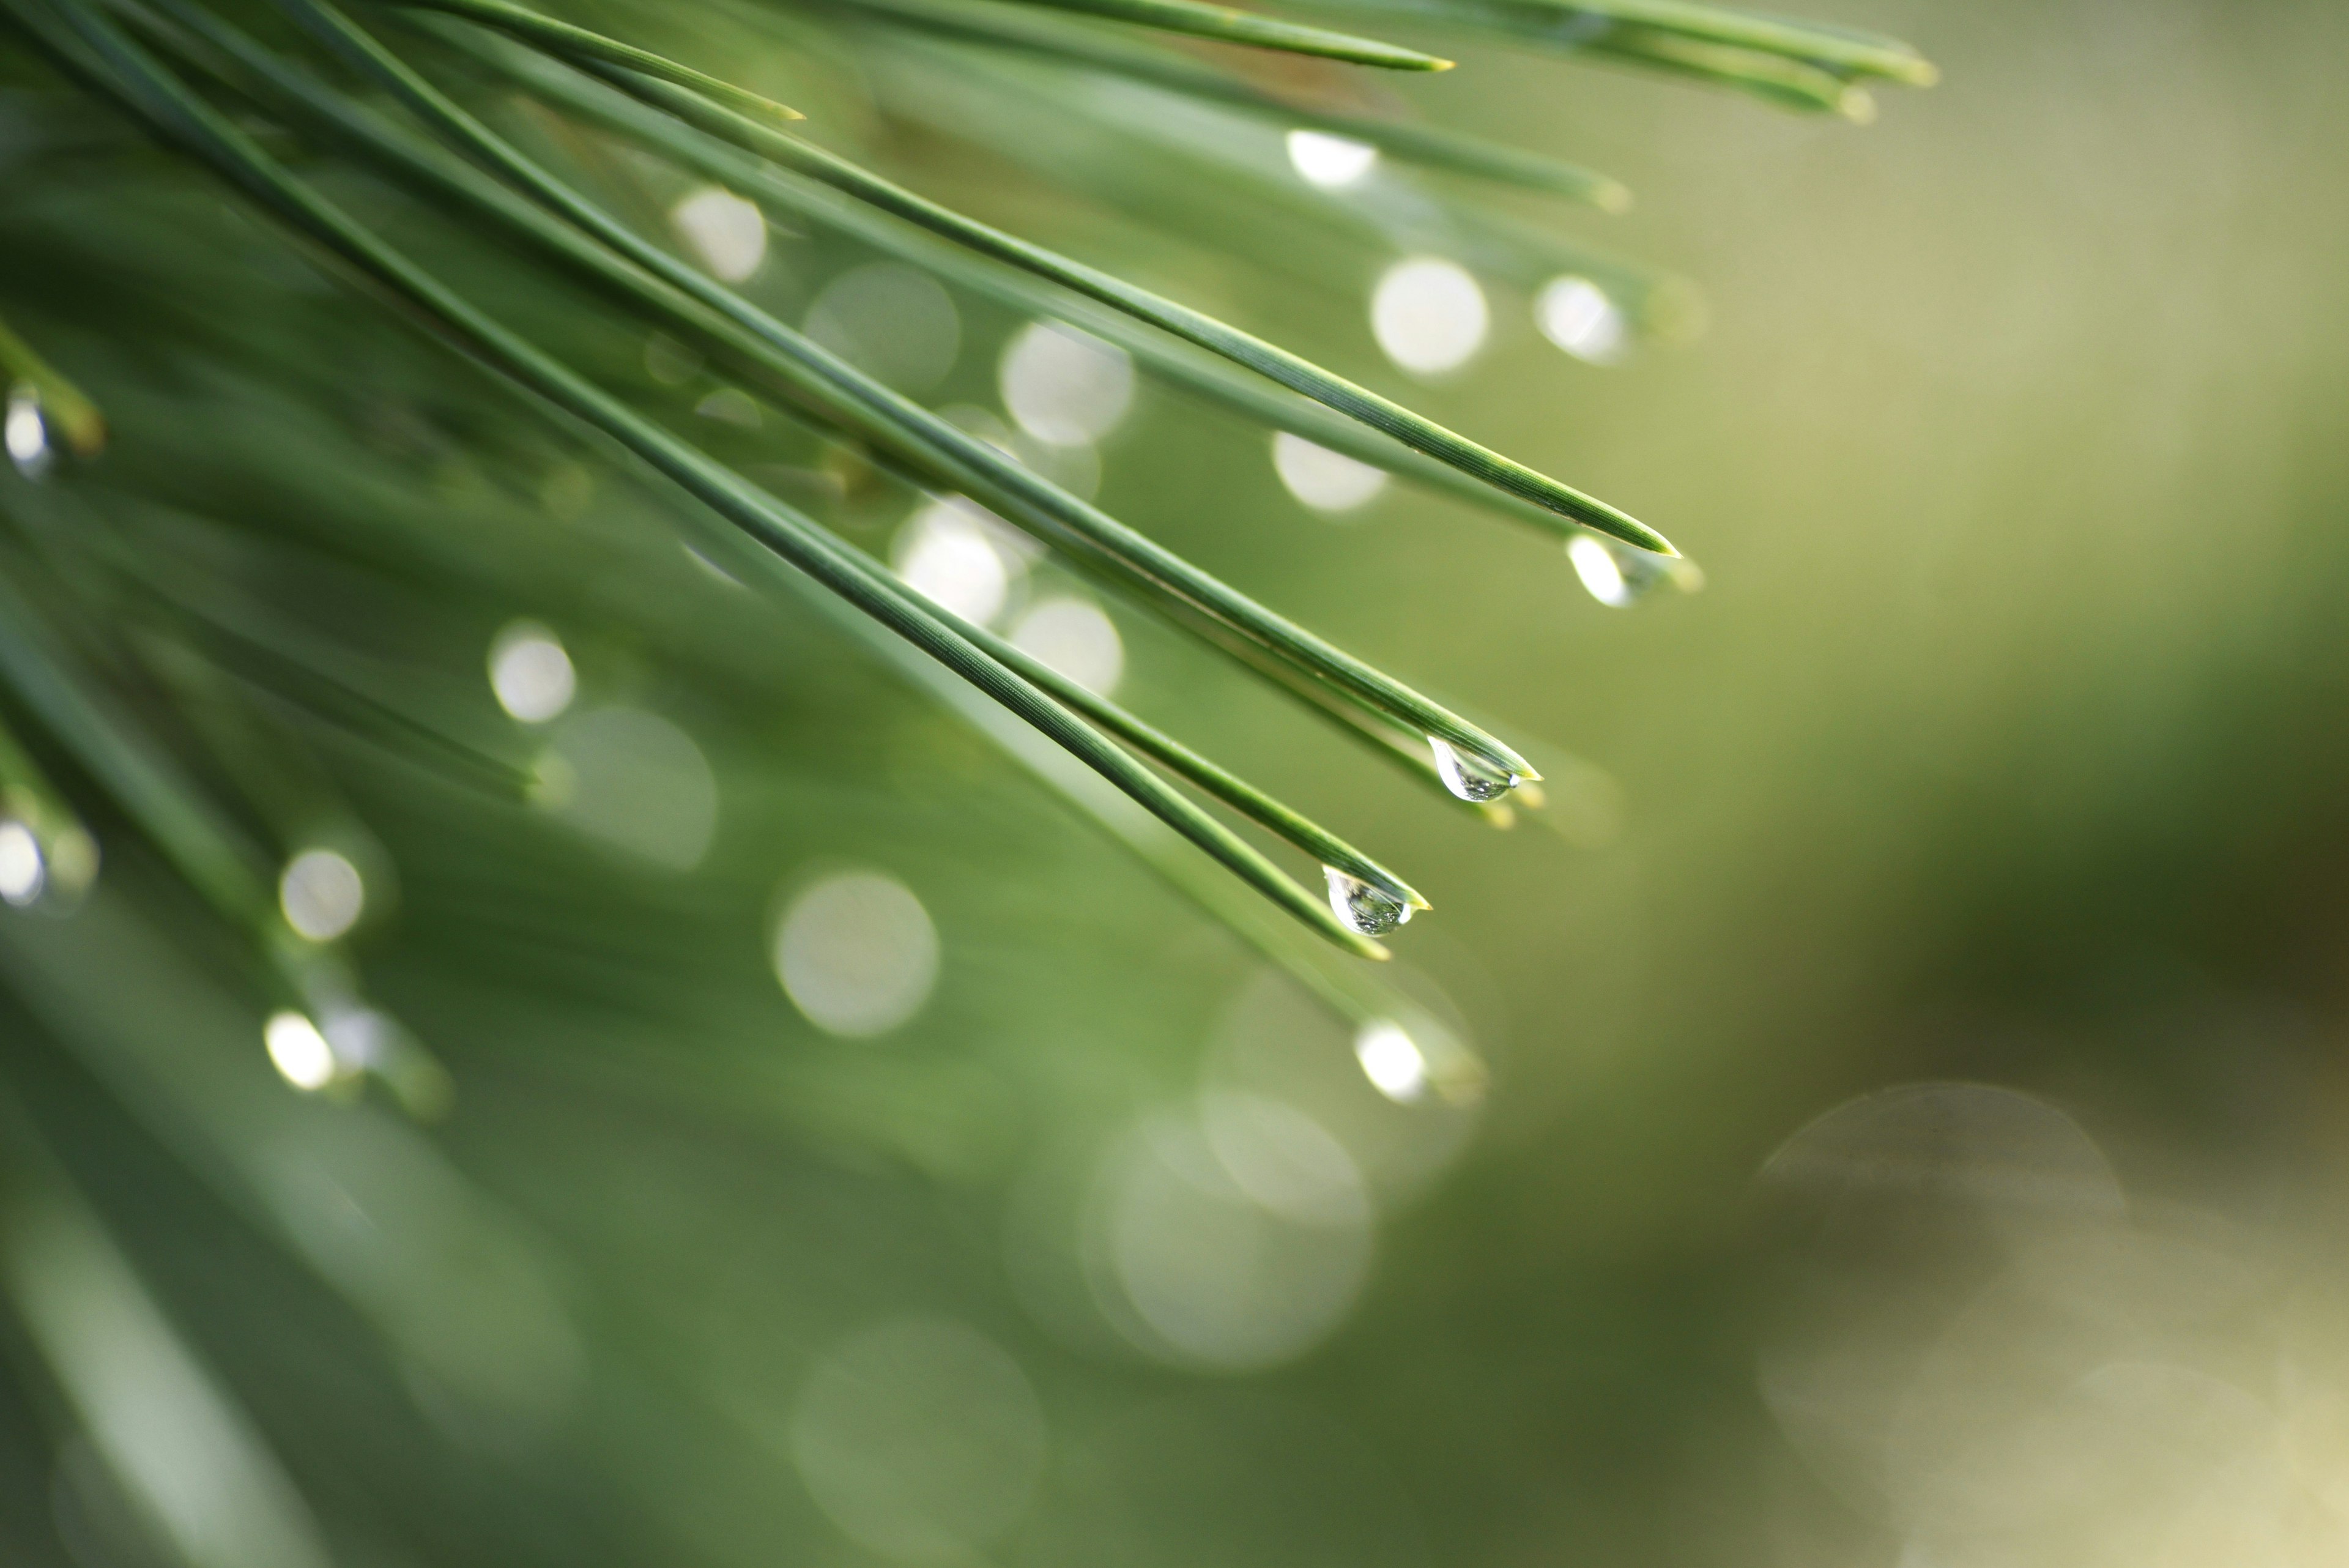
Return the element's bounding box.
[0,0,1926,1096]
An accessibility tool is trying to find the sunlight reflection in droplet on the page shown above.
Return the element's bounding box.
[5,385,50,477]
[1088,1094,1373,1370]
[1567,533,1633,607]
[0,821,43,906]
[892,499,1019,626]
[1009,596,1123,696]
[807,261,962,394]
[279,849,363,942]
[489,622,576,724]
[1001,321,1134,447]
[1535,275,1628,365]
[1286,129,1379,190]
[1371,258,1488,376]
[789,1317,1047,1559]
[669,187,767,282]
[540,708,718,871]
[264,1011,338,1091]
[1272,431,1389,515]
[774,871,939,1038]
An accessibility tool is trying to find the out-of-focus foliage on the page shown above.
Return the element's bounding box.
[5,0,2347,1563]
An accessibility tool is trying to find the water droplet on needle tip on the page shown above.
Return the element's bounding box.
[1428,737,1521,803]
[6,385,52,478]
[264,1011,340,1091]
[1323,866,1412,937]
[0,821,43,905]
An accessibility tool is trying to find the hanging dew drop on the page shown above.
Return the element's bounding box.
[1428,737,1520,803]
[5,384,53,478]
[1323,866,1411,936]
[0,820,44,906]
[1567,532,1671,608]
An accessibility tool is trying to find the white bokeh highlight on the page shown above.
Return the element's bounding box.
[1272,432,1389,515]
[892,500,1019,626]
[1206,968,1483,1200]
[264,1011,338,1091]
[1535,275,1628,365]
[279,849,364,942]
[1009,597,1123,697]
[1286,130,1379,190]
[1000,321,1133,447]
[0,821,43,906]
[5,388,48,477]
[1352,1020,1429,1104]
[774,871,939,1038]
[1371,257,1488,376]
[489,622,576,724]
[669,187,767,282]
[1089,1094,1373,1370]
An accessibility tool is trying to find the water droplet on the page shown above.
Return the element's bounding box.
[1371,258,1488,377]
[264,1010,340,1091]
[669,186,767,282]
[0,820,44,905]
[1323,866,1411,937]
[1535,275,1628,365]
[6,384,53,478]
[1428,737,1520,803]
[1286,130,1379,190]
[1567,532,1669,608]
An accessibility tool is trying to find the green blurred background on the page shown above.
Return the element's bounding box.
[6,0,2349,1562]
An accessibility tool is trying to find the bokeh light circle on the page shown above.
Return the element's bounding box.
[775,871,940,1038]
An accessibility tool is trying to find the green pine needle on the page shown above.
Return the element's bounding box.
[530,48,1679,556]
[376,0,807,120]
[990,0,1454,70]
